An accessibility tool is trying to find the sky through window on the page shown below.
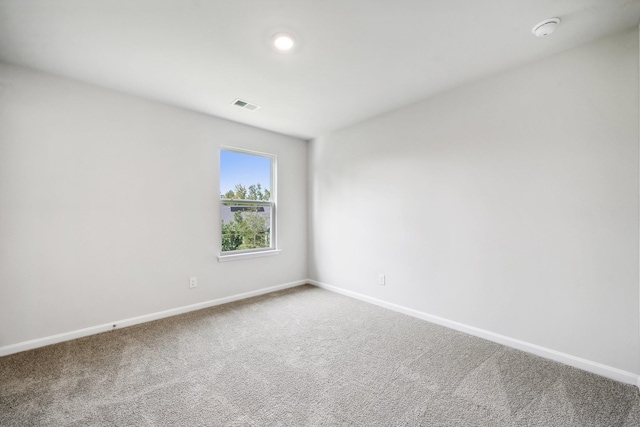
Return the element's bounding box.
[220,150,271,196]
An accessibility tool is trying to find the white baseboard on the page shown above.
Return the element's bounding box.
[308,279,640,387]
[0,279,307,357]
[4,278,638,388]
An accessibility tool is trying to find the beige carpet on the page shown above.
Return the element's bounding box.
[1,284,639,426]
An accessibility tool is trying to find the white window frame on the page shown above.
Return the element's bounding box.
[217,147,280,262]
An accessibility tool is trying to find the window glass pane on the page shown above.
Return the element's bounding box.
[220,150,271,199]
[220,149,273,253]
[221,202,271,252]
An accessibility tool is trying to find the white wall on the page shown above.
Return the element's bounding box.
[309,29,640,374]
[0,63,308,348]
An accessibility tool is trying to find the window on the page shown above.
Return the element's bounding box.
[218,148,279,261]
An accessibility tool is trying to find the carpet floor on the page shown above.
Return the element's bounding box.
[1,284,639,426]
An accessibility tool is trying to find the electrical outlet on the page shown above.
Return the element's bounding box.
[189,277,197,288]
[378,274,385,286]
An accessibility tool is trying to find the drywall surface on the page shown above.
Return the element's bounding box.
[309,30,640,374]
[0,64,307,347]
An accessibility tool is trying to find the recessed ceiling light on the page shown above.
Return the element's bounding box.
[273,33,295,51]
[532,18,560,37]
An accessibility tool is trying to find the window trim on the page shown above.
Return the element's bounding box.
[218,146,277,261]
[218,248,282,262]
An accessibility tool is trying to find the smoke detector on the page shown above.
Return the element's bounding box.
[532,18,560,37]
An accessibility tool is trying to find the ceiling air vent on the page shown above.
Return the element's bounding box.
[232,99,260,111]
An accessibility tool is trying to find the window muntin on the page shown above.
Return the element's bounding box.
[220,148,276,255]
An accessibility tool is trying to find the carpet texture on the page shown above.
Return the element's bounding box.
[1,285,639,426]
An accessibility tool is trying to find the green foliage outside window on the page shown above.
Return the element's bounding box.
[221,184,271,252]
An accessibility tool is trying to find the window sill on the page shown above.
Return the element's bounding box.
[217,249,282,263]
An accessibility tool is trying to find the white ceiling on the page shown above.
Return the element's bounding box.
[1,0,639,140]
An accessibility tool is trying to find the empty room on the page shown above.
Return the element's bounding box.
[1,1,640,426]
